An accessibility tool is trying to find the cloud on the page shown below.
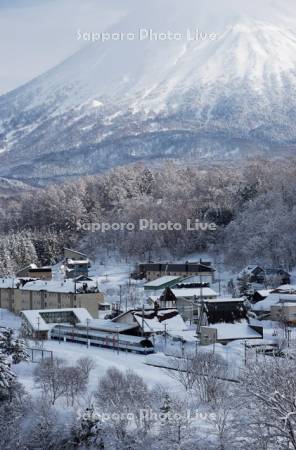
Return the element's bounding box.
[1,0,295,95]
[0,0,129,95]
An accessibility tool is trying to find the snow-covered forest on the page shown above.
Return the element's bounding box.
[1,158,296,274]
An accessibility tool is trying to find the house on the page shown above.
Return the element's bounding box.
[239,266,265,284]
[204,297,247,324]
[64,248,88,261]
[265,269,291,286]
[239,266,291,286]
[252,290,296,317]
[144,276,183,291]
[270,302,296,324]
[17,264,52,281]
[171,287,218,301]
[63,248,91,279]
[64,259,90,279]
[135,261,215,283]
[112,308,186,337]
[252,289,273,303]
[148,288,227,323]
[200,322,263,345]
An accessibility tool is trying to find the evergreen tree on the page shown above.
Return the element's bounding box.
[238,270,252,296]
[73,406,105,448]
[0,328,30,364]
[0,353,15,401]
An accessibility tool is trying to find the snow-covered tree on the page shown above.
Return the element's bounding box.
[72,406,106,449]
[0,328,29,364]
[237,270,252,297]
[0,353,15,401]
[240,357,296,449]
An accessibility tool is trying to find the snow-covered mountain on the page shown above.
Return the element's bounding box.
[0,0,296,182]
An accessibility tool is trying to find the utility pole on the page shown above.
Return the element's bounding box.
[142,304,145,337]
[117,326,120,355]
[164,323,167,353]
[287,328,291,348]
[36,317,40,347]
[244,340,247,366]
[125,285,128,312]
[58,319,61,344]
[86,318,90,348]
[119,285,123,312]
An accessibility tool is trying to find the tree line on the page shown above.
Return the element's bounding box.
[1,158,296,273]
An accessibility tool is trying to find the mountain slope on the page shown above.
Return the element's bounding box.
[0,0,296,182]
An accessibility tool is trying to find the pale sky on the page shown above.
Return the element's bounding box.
[0,0,295,96]
[0,0,132,95]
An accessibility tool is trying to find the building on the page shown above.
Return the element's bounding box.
[64,248,88,260]
[65,259,90,279]
[252,289,273,303]
[239,266,265,284]
[265,269,291,285]
[63,247,91,279]
[270,301,296,324]
[239,266,291,286]
[112,308,186,337]
[144,276,183,291]
[0,278,104,318]
[200,323,263,345]
[171,287,218,301]
[204,297,247,324]
[17,264,52,281]
[21,308,93,340]
[20,308,155,353]
[136,261,215,282]
[148,287,220,323]
[252,287,296,317]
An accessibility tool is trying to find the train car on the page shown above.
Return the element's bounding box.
[50,324,154,354]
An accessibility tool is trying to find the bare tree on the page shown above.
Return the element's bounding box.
[62,366,87,407]
[165,350,228,403]
[76,356,96,381]
[164,353,199,391]
[240,357,296,449]
[34,358,67,405]
[95,367,152,442]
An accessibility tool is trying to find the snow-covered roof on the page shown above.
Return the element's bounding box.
[76,319,137,333]
[19,279,98,293]
[239,265,262,277]
[252,293,296,312]
[168,329,198,342]
[179,275,214,284]
[205,322,262,341]
[0,278,21,288]
[67,259,90,265]
[133,309,186,333]
[171,288,218,298]
[256,289,273,297]
[204,297,245,303]
[21,308,92,331]
[144,276,181,288]
[276,302,296,307]
[274,284,296,293]
[133,311,186,334]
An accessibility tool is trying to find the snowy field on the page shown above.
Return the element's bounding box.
[2,305,289,402]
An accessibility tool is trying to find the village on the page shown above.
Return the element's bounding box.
[1,247,296,448]
[1,247,295,372]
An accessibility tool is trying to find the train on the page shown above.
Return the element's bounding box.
[50,324,154,354]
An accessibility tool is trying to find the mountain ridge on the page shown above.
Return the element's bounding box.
[1,0,296,182]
